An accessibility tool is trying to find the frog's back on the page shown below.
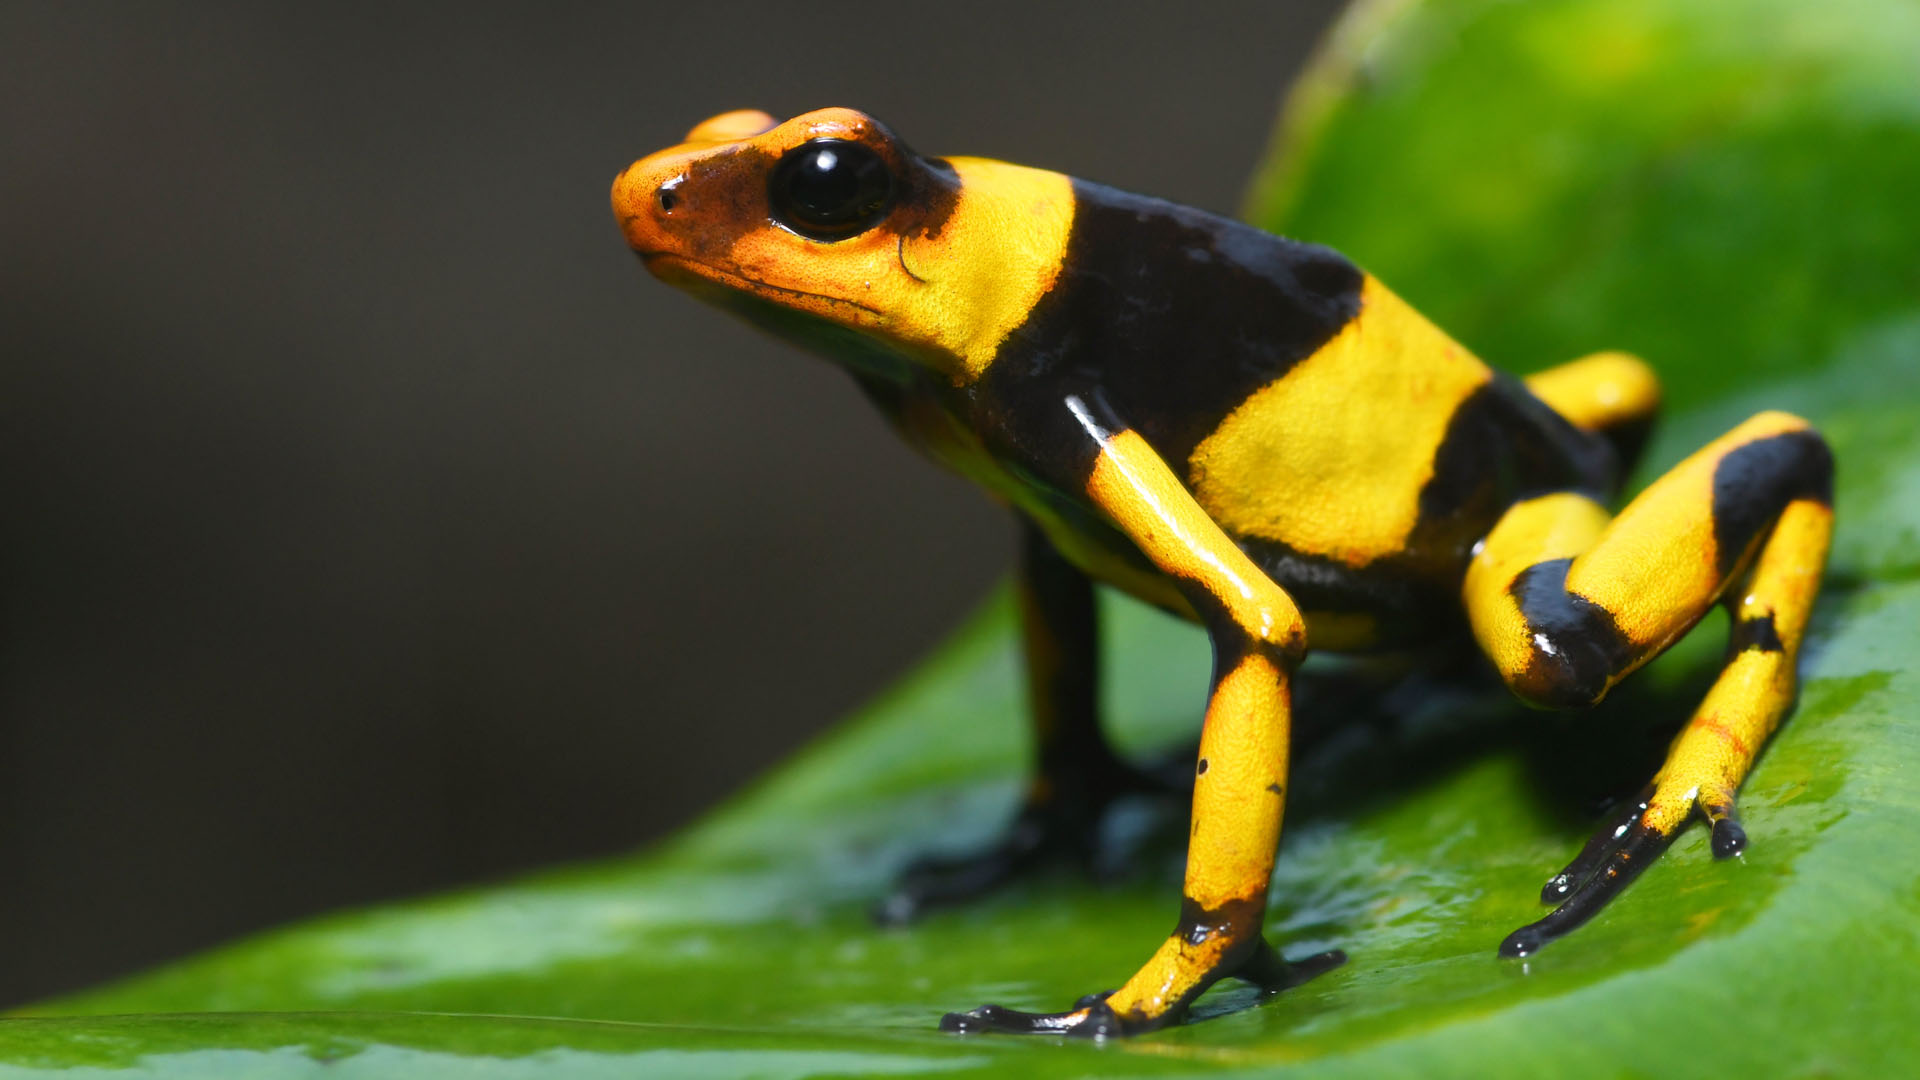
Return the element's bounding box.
[984,181,1615,647]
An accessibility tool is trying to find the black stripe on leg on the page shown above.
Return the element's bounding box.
[1710,430,1833,576]
[1728,611,1785,654]
[1509,557,1636,710]
[1175,893,1265,947]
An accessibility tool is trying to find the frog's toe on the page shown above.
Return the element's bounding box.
[1236,941,1349,992]
[1503,785,1671,958]
[940,995,1134,1038]
[1532,784,1655,908]
[1703,793,1748,859]
[938,943,1346,1037]
[1501,778,1746,958]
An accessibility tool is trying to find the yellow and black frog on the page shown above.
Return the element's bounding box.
[611,108,1833,1037]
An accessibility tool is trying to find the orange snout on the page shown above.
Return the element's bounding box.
[610,110,780,260]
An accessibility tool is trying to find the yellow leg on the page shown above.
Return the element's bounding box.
[944,423,1342,1037]
[1645,496,1832,843]
[943,642,1344,1036]
[1100,649,1297,1024]
[1463,411,1832,956]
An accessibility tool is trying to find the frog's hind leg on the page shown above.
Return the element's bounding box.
[1524,351,1662,477]
[1463,411,1832,956]
[874,518,1182,925]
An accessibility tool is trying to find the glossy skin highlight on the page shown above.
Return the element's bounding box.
[612,109,1835,1035]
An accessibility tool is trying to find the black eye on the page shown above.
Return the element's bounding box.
[768,139,895,240]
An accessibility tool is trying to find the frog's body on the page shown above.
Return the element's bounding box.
[613,109,1834,1037]
[861,190,1622,652]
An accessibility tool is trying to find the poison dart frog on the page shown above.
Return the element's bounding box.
[611,108,1834,1037]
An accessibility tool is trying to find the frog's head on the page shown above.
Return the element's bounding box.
[612,108,1073,382]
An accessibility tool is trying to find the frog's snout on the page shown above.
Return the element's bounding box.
[612,150,683,258]
[611,110,785,261]
[611,163,673,255]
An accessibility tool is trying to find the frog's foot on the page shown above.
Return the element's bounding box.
[939,993,1127,1039]
[939,942,1345,1037]
[1500,773,1749,958]
[875,753,1188,926]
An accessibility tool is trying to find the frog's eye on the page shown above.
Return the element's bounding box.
[768,139,895,241]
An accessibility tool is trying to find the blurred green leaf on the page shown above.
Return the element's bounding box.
[9,0,1919,1075]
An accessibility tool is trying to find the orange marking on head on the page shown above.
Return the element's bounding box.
[612,108,1073,381]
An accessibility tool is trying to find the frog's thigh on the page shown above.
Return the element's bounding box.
[1522,351,1661,435]
[1524,351,1661,471]
[1465,410,1830,710]
[1463,410,1833,955]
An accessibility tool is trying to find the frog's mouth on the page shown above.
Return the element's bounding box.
[643,252,918,381]
[641,253,883,320]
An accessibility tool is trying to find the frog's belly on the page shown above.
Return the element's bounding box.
[1242,535,1469,651]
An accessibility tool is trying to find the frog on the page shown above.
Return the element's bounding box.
[609,107,1834,1037]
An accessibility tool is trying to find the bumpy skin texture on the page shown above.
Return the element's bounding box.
[612,109,1834,1036]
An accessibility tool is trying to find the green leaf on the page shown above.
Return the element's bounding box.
[10,0,1920,1075]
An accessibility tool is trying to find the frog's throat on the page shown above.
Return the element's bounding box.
[643,253,884,320]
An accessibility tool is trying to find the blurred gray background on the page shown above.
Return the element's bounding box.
[0,1,1343,1005]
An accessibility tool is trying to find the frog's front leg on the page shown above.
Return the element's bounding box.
[877,517,1175,924]
[942,400,1343,1037]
